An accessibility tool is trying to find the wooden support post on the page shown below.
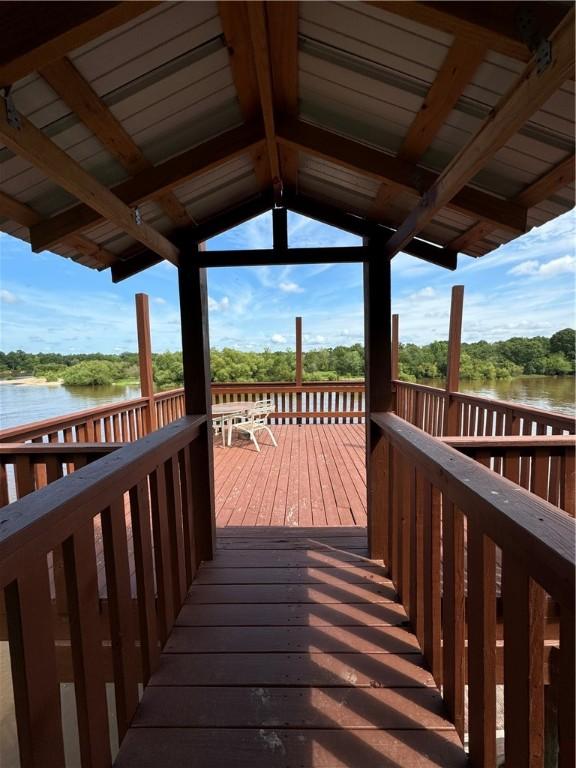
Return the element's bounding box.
[444,285,464,436]
[273,206,288,250]
[295,316,303,424]
[392,314,399,381]
[364,238,394,560]
[135,293,157,434]
[178,243,215,562]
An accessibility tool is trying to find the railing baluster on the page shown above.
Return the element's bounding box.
[442,500,465,739]
[129,480,160,683]
[410,470,424,646]
[468,516,497,766]
[149,467,175,642]
[423,483,442,684]
[63,521,111,768]
[101,499,139,740]
[558,602,575,767]
[178,445,197,587]
[503,555,545,767]
[4,558,65,768]
[164,456,187,609]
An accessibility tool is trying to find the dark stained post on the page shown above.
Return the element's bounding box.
[295,316,303,423]
[391,314,399,381]
[444,285,464,436]
[272,205,288,250]
[363,237,394,560]
[135,293,157,434]
[178,242,215,562]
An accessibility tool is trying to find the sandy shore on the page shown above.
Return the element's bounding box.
[0,377,61,386]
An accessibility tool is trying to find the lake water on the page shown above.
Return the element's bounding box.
[0,376,574,430]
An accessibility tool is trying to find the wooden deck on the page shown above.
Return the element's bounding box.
[214,424,367,527]
[114,527,466,767]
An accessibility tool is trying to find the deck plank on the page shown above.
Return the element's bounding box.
[114,528,466,768]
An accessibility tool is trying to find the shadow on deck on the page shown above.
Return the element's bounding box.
[114,526,466,767]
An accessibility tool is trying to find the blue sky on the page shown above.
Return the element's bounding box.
[0,209,574,354]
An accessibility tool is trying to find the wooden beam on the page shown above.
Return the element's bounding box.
[267,1,299,189]
[444,285,464,436]
[0,190,115,268]
[39,57,192,228]
[398,39,487,164]
[0,100,179,264]
[177,249,215,562]
[450,154,575,253]
[218,1,269,188]
[245,1,281,183]
[277,116,527,234]
[0,2,157,87]
[370,2,569,63]
[285,192,458,269]
[391,314,399,381]
[383,9,575,259]
[191,245,371,268]
[111,191,274,282]
[272,206,288,250]
[363,237,394,560]
[135,294,157,435]
[30,121,263,252]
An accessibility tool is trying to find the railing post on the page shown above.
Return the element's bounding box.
[178,242,215,562]
[444,285,464,436]
[135,293,157,434]
[363,237,394,560]
[392,313,399,382]
[296,316,303,424]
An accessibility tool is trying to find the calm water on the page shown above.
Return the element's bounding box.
[0,376,574,430]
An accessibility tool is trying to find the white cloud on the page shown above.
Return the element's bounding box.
[208,295,230,312]
[152,297,166,305]
[0,289,18,304]
[410,286,436,299]
[271,333,287,344]
[508,260,539,276]
[508,255,575,277]
[279,280,304,293]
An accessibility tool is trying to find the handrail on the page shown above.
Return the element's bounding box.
[371,411,575,763]
[0,415,208,765]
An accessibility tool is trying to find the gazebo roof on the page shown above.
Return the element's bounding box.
[0,1,574,279]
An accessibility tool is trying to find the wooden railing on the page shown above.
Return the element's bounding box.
[444,435,575,517]
[395,380,575,436]
[211,381,365,423]
[372,412,575,766]
[0,416,208,766]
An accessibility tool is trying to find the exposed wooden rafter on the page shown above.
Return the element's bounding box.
[39,57,192,228]
[450,154,576,253]
[370,1,570,63]
[218,1,270,188]
[0,191,115,268]
[29,122,264,252]
[0,99,179,265]
[371,36,487,218]
[383,9,575,259]
[245,1,281,185]
[277,116,527,233]
[0,2,157,87]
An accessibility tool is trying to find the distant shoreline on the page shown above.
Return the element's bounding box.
[0,377,61,387]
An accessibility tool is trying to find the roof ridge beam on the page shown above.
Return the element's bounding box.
[276,116,527,234]
[29,121,264,253]
[0,96,179,264]
[383,8,575,258]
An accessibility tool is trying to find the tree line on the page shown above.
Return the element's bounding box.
[0,329,573,387]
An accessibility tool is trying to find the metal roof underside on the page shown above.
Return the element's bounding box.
[0,1,573,272]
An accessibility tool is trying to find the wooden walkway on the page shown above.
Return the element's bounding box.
[114,527,466,767]
[214,425,367,527]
